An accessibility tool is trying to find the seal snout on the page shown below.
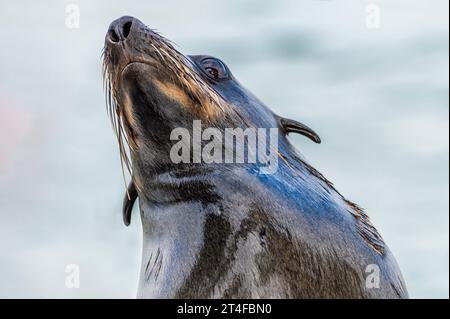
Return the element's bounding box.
[106,16,138,44]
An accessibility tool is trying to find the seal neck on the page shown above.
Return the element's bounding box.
[135,164,223,205]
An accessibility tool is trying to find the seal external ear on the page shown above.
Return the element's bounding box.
[123,181,138,226]
[279,117,322,144]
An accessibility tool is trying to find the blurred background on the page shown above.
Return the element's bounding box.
[0,0,448,298]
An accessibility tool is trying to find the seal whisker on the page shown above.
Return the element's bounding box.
[151,43,166,62]
[102,58,135,195]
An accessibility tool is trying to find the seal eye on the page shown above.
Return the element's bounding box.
[205,67,219,79]
[200,58,228,81]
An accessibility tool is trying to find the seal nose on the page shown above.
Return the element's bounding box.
[107,16,135,43]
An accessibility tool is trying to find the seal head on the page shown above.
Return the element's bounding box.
[103,16,321,221]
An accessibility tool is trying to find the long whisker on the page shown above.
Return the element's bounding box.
[103,55,133,195]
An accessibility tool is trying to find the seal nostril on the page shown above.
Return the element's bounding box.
[122,21,132,39]
[109,29,120,43]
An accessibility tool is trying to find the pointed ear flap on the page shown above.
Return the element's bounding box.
[123,181,138,226]
[279,117,321,144]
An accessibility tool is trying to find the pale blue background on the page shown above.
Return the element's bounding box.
[0,0,448,298]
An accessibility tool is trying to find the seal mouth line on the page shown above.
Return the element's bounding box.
[120,59,159,76]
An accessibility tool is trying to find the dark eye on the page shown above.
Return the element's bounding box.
[200,58,228,81]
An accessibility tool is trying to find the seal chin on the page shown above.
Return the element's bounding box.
[120,62,161,97]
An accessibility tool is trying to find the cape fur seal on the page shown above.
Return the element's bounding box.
[103,16,408,299]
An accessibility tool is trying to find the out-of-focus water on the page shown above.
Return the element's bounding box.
[0,0,448,298]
